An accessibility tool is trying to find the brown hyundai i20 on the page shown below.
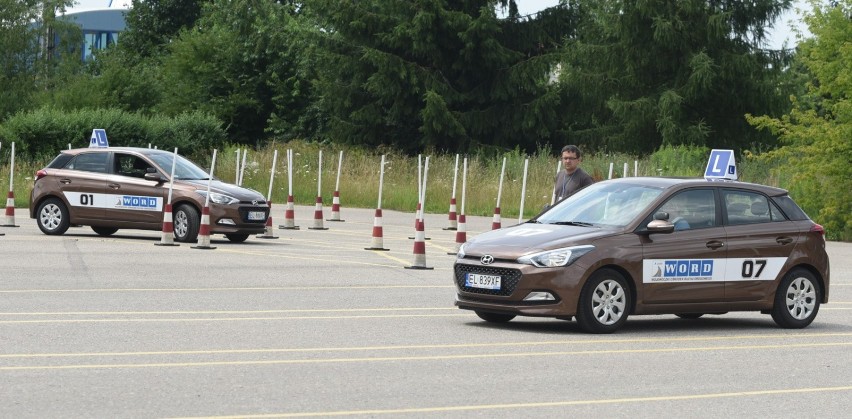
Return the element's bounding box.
[454,177,830,333]
[29,147,269,243]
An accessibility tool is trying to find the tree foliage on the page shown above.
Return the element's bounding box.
[561,0,794,154]
[747,0,852,240]
[306,0,579,153]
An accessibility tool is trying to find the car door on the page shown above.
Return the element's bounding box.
[56,152,109,223]
[103,152,166,226]
[721,189,800,301]
[642,188,726,303]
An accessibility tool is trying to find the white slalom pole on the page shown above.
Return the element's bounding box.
[415,154,422,223]
[550,158,560,206]
[280,148,299,230]
[193,149,217,249]
[420,156,429,222]
[268,150,278,201]
[608,162,614,179]
[518,157,529,224]
[309,150,327,230]
[317,150,323,198]
[235,149,241,183]
[7,142,13,193]
[461,158,467,217]
[239,148,248,186]
[634,160,639,177]
[492,156,506,230]
[451,154,459,201]
[328,150,344,221]
[406,156,432,270]
[334,150,343,192]
[155,147,180,246]
[378,155,385,210]
[623,162,629,178]
[3,142,17,227]
[449,157,469,254]
[366,155,389,251]
[444,154,459,230]
[257,149,279,239]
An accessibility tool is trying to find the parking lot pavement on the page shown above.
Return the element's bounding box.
[1,207,850,418]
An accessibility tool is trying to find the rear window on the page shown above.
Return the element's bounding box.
[46,153,73,169]
[65,152,109,173]
[772,195,809,221]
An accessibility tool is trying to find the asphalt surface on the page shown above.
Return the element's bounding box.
[1,206,850,418]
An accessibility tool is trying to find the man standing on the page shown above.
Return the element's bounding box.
[553,145,594,202]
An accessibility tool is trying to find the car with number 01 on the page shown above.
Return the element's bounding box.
[454,177,830,333]
[29,147,269,243]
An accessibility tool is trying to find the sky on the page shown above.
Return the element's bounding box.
[71,0,810,49]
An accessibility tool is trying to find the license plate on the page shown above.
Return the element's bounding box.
[465,273,501,290]
[247,211,266,221]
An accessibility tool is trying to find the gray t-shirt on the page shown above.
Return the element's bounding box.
[553,167,594,201]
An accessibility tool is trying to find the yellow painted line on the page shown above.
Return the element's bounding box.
[372,250,414,266]
[0,285,454,294]
[3,332,851,359]
[0,313,469,325]
[172,386,852,418]
[2,342,851,371]
[0,307,457,316]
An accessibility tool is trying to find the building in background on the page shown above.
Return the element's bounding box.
[60,7,128,61]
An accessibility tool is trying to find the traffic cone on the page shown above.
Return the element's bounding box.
[278,195,299,230]
[191,205,216,249]
[154,203,179,246]
[256,202,278,239]
[448,214,467,255]
[326,190,345,221]
[2,191,19,227]
[308,196,328,230]
[405,218,433,270]
[409,202,430,240]
[364,208,390,251]
[443,197,457,230]
[491,207,502,230]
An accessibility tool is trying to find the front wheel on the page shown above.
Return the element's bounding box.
[225,233,249,243]
[173,204,200,243]
[475,311,515,323]
[771,268,821,329]
[37,198,70,235]
[576,269,631,334]
[91,226,118,236]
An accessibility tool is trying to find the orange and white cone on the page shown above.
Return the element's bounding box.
[326,190,344,221]
[364,208,390,251]
[448,214,467,255]
[257,202,278,239]
[154,203,179,246]
[309,196,328,230]
[409,202,430,240]
[491,207,502,230]
[278,195,299,230]
[191,205,216,249]
[405,219,433,270]
[2,191,18,227]
[443,197,457,230]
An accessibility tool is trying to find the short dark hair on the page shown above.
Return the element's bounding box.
[561,145,582,158]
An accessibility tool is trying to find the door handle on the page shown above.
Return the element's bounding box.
[776,237,793,245]
[706,240,725,250]
[59,179,71,184]
[108,183,121,190]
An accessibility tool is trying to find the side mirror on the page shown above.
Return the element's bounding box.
[144,172,166,183]
[653,211,670,221]
[646,219,675,234]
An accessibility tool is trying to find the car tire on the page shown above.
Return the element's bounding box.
[225,233,249,243]
[771,268,821,329]
[173,204,200,243]
[37,198,70,236]
[675,313,704,319]
[576,269,631,334]
[91,226,118,236]
[475,311,516,323]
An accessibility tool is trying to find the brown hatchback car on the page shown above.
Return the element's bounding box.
[29,147,269,243]
[454,177,830,333]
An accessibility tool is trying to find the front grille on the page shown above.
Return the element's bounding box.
[238,207,269,223]
[454,264,522,296]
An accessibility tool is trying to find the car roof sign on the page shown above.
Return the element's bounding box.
[89,129,109,148]
[704,149,737,181]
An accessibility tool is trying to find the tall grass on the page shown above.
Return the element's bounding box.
[0,141,786,221]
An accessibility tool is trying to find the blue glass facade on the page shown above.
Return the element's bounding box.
[60,8,127,61]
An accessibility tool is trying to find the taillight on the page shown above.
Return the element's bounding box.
[35,169,47,181]
[810,223,825,239]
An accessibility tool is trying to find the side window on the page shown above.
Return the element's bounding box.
[656,189,716,231]
[724,191,773,225]
[65,153,108,173]
[114,154,152,178]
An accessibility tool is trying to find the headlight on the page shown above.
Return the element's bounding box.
[456,243,467,259]
[517,245,595,268]
[197,190,239,205]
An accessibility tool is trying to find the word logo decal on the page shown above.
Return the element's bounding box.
[116,196,159,210]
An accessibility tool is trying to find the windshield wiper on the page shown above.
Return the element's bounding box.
[549,221,596,227]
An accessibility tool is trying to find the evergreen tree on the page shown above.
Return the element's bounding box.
[306,0,579,153]
[562,0,794,153]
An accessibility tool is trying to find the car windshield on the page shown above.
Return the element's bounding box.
[147,153,211,180]
[535,181,664,228]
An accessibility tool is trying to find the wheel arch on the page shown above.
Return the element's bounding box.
[783,264,827,303]
[589,264,638,314]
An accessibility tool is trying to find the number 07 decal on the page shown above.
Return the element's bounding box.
[741,259,767,278]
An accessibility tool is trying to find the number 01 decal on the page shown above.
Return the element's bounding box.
[79,193,94,206]
[741,259,767,278]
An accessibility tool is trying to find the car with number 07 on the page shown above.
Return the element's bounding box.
[29,147,269,243]
[454,177,830,333]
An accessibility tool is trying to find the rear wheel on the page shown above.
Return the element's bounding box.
[37,198,70,235]
[173,204,200,243]
[576,269,631,334]
[91,226,118,236]
[771,268,821,329]
[475,311,515,323]
[225,233,249,243]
